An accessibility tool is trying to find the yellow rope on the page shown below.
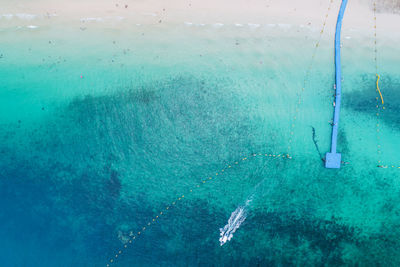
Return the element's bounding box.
[376,74,383,104]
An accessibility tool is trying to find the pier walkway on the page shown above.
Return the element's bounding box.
[325,0,348,169]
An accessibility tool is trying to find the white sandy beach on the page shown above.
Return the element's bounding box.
[0,0,399,38]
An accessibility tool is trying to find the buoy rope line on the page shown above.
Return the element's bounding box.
[374,1,383,167]
[287,0,334,156]
[373,3,398,169]
[106,152,292,266]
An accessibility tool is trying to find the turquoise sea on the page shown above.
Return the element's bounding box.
[1,3,400,266]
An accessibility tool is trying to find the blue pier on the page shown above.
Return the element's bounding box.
[326,0,348,169]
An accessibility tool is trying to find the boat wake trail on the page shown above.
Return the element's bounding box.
[219,178,266,246]
[219,200,250,246]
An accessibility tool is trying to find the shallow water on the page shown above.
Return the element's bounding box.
[1,7,400,267]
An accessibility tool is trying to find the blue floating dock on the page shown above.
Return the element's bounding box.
[325,152,342,168]
[325,0,348,169]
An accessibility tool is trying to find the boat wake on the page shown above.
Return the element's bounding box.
[219,199,251,246]
[219,178,267,246]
